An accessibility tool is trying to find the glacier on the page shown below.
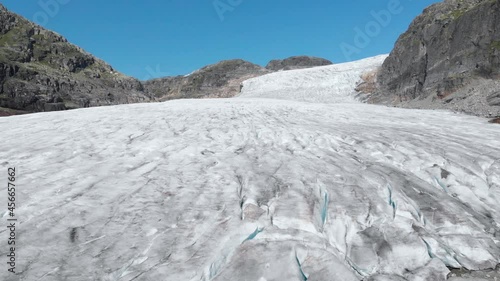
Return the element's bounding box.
[0,56,499,281]
[238,55,388,104]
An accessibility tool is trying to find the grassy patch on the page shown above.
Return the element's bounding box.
[0,29,24,49]
[450,9,466,20]
[490,41,500,50]
[0,30,15,46]
[0,19,32,47]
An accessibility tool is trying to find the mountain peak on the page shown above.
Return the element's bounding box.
[266,56,333,71]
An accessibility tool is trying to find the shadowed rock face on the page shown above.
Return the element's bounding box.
[370,0,500,117]
[143,59,270,101]
[265,56,333,71]
[0,4,150,113]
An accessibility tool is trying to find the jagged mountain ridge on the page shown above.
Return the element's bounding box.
[265,56,333,71]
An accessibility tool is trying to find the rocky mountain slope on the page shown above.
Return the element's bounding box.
[0,4,150,114]
[368,0,500,117]
[143,59,270,100]
[143,56,335,101]
[265,55,333,71]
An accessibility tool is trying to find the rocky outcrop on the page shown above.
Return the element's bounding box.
[487,91,500,106]
[265,56,333,71]
[370,0,500,117]
[143,59,270,100]
[0,4,150,113]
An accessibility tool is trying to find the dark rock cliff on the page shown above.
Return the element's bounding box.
[370,0,500,117]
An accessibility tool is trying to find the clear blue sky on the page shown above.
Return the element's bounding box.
[2,0,439,79]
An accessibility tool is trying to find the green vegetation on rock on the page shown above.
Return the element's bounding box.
[490,41,500,50]
[450,9,467,19]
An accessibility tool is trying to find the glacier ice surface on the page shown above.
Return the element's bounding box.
[0,55,499,281]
